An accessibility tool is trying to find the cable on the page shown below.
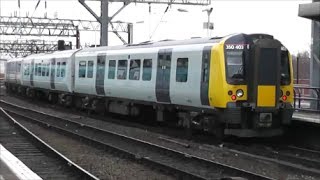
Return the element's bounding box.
[149,4,170,40]
[30,0,41,18]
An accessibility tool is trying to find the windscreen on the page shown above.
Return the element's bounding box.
[224,34,251,84]
[226,50,244,79]
[280,50,291,85]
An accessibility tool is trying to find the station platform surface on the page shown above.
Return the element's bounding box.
[0,144,42,180]
[293,111,320,124]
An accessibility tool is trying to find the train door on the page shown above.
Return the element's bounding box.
[96,54,106,95]
[200,46,211,106]
[156,49,172,103]
[30,59,34,86]
[249,40,281,109]
[50,58,56,89]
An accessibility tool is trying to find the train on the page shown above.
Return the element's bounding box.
[4,33,294,138]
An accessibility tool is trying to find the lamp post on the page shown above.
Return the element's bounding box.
[202,7,213,37]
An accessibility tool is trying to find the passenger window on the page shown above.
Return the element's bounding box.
[24,64,28,75]
[87,61,94,78]
[129,59,141,80]
[27,64,30,75]
[108,60,116,79]
[61,62,66,78]
[51,62,55,77]
[46,63,50,77]
[57,62,61,77]
[42,64,46,76]
[117,60,127,80]
[38,63,41,76]
[79,61,86,78]
[142,59,152,81]
[35,64,38,76]
[176,58,188,82]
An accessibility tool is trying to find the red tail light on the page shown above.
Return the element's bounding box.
[282,95,287,101]
[231,95,237,100]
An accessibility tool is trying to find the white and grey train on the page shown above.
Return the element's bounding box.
[5,33,295,137]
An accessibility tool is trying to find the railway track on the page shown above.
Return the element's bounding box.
[0,100,271,180]
[223,142,320,173]
[0,108,98,180]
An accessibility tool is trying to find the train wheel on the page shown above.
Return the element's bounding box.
[208,118,225,140]
[213,124,225,140]
[73,96,83,110]
[48,93,58,104]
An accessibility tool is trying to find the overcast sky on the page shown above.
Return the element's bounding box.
[0,0,312,55]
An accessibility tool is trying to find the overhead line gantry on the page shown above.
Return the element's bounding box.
[79,0,211,46]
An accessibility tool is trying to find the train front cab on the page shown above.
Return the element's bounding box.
[209,34,294,137]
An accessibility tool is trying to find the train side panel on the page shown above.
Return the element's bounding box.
[170,45,203,107]
[104,48,157,102]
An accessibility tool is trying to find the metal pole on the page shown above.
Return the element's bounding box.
[207,12,210,37]
[101,0,109,46]
[297,55,299,84]
[76,26,80,49]
[128,23,133,44]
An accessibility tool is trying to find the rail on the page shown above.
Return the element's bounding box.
[0,107,99,180]
[293,85,320,113]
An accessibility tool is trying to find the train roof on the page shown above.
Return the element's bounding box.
[24,49,79,59]
[79,36,225,53]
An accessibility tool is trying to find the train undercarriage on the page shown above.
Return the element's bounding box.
[5,83,293,138]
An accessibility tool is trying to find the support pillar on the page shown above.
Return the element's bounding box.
[101,0,109,46]
[128,23,133,44]
[310,20,320,109]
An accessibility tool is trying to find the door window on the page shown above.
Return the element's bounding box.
[117,60,127,80]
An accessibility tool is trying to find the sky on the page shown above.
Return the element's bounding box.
[0,0,313,55]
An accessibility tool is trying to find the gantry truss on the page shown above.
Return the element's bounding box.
[0,39,72,57]
[80,0,211,46]
[0,16,129,37]
[87,0,210,5]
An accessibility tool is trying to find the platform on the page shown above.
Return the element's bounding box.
[292,111,320,124]
[0,144,42,180]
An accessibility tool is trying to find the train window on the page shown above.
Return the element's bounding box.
[42,63,46,76]
[108,60,116,79]
[129,59,141,80]
[36,64,39,76]
[37,63,42,76]
[51,62,55,77]
[117,60,127,80]
[87,61,94,78]
[57,62,61,77]
[281,50,291,85]
[176,58,188,82]
[24,64,28,75]
[142,59,152,81]
[60,62,66,78]
[46,63,50,76]
[79,61,86,78]
[27,64,30,75]
[35,64,38,76]
[226,51,244,79]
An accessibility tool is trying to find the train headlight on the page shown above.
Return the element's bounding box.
[286,91,290,96]
[236,89,244,97]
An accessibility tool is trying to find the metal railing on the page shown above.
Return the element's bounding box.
[294,85,320,113]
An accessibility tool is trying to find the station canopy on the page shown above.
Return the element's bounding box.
[298,1,320,21]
